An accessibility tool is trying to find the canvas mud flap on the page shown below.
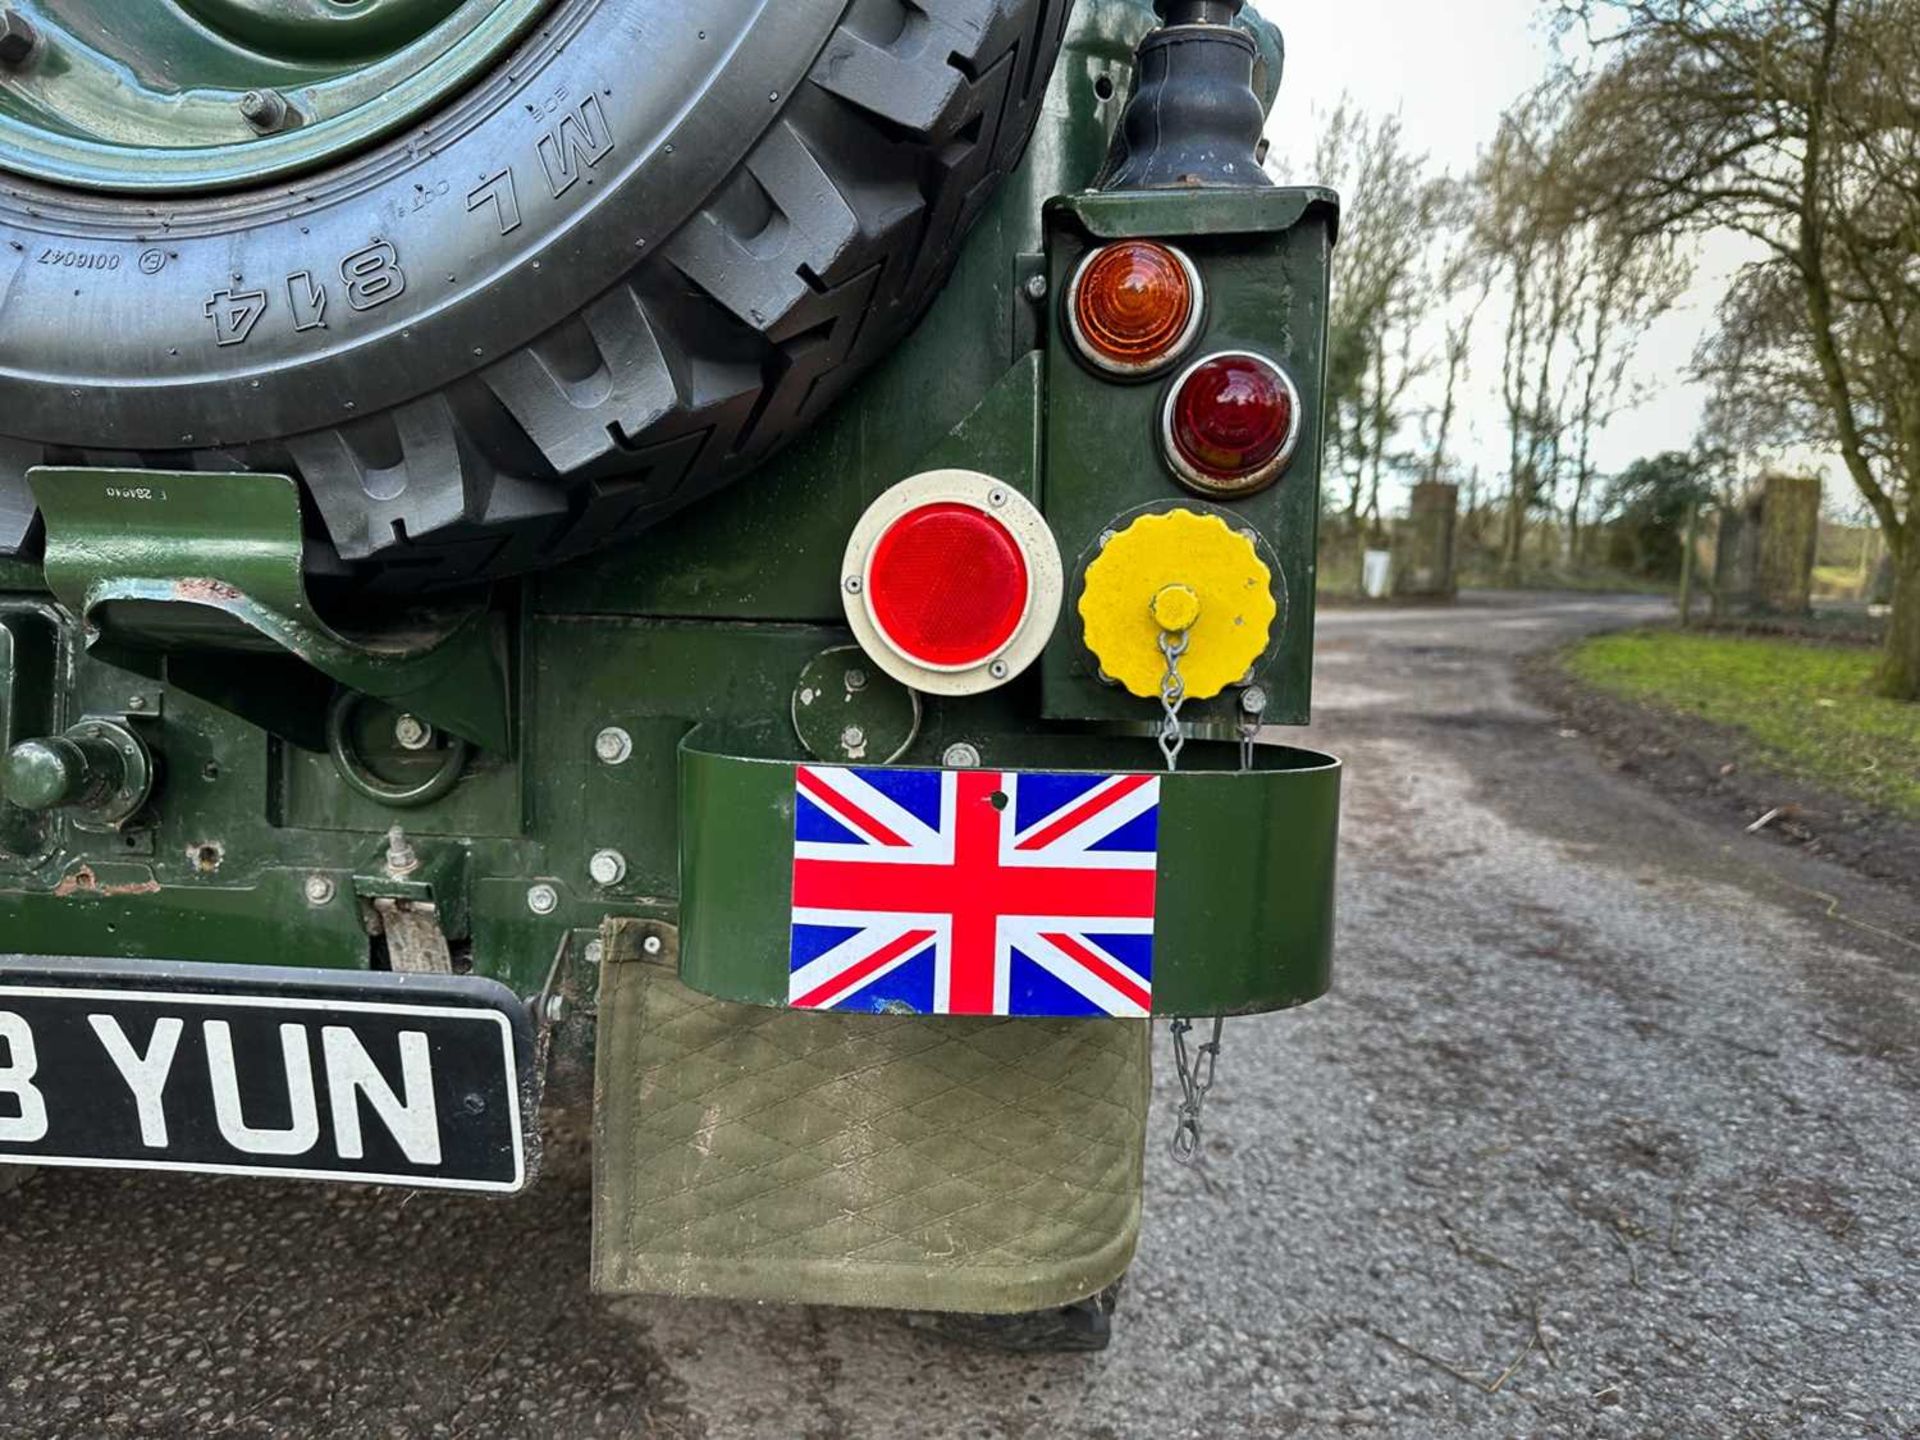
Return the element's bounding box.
[0,957,537,1192]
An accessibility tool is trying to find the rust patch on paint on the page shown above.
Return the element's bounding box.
[51,865,162,899]
[174,577,244,603]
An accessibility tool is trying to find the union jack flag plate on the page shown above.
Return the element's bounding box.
[788,765,1160,1017]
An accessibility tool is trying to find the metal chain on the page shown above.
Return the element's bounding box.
[1169,1015,1225,1166]
[1156,628,1189,773]
[1237,683,1266,772]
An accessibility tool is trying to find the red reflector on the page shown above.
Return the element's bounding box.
[1165,351,1298,493]
[867,502,1031,668]
[1069,241,1201,374]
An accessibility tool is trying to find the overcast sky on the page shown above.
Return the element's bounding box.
[1256,0,1748,512]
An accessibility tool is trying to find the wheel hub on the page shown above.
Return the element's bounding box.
[0,0,552,192]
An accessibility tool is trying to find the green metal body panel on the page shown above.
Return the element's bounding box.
[31,468,511,755]
[1040,188,1337,728]
[0,0,1336,1044]
[678,730,1338,1017]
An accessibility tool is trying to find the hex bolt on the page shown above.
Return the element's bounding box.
[239,88,291,134]
[588,849,627,887]
[642,934,665,957]
[303,874,336,907]
[0,11,39,67]
[593,726,632,765]
[1239,684,1269,715]
[943,742,982,768]
[526,883,559,916]
[1024,273,1049,302]
[393,714,433,751]
[840,725,867,752]
[383,824,418,878]
[844,667,869,693]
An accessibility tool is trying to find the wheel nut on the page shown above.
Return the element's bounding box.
[0,11,39,67]
[239,88,291,134]
[588,849,627,887]
[526,883,559,916]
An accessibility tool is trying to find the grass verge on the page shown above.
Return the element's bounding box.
[1566,629,1920,821]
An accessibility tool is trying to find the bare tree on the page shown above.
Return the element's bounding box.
[1553,0,1920,699]
[1477,84,1690,579]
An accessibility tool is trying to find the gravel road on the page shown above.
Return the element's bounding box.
[3,591,1916,1439]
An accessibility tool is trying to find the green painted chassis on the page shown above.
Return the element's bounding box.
[0,11,1338,1052]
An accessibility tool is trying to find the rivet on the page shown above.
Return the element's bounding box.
[988,660,1009,680]
[526,883,559,916]
[844,576,863,595]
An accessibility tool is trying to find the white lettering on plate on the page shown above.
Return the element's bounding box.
[90,1014,184,1148]
[204,1020,320,1156]
[0,1012,48,1144]
[322,1026,441,1166]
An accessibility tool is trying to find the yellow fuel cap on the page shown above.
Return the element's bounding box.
[1078,509,1276,699]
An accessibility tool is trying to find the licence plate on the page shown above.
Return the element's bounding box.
[0,958,535,1193]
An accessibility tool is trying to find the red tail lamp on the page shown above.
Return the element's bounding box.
[843,470,1064,695]
[1161,350,1301,496]
[1066,240,1204,376]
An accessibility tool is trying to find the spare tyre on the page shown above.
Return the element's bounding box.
[0,0,1074,591]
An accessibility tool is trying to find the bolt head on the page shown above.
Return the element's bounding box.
[642,934,665,957]
[593,727,632,765]
[584,939,606,966]
[239,88,289,133]
[544,993,567,1024]
[303,874,336,907]
[942,743,982,768]
[843,668,869,693]
[0,12,38,65]
[588,849,627,886]
[1024,273,1049,301]
[393,714,433,751]
[1239,684,1269,714]
[839,725,867,752]
[526,883,559,916]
